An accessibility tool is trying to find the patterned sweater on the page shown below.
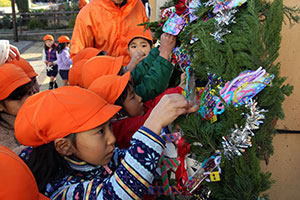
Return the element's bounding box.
[45,126,165,199]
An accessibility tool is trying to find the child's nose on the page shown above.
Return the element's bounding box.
[136,94,142,102]
[106,129,116,145]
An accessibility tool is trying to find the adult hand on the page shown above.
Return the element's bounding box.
[144,93,199,134]
[159,33,176,60]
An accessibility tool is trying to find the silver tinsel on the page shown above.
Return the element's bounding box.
[222,99,267,159]
[204,0,240,43]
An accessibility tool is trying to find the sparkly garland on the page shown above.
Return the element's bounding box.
[222,99,267,159]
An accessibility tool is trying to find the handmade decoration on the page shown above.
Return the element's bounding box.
[183,152,221,193]
[222,99,267,159]
[214,67,274,115]
[163,12,188,35]
[189,0,202,22]
[171,44,191,71]
[198,74,223,120]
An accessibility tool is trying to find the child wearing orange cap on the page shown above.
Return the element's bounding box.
[0,63,33,154]
[125,28,176,101]
[42,34,58,89]
[12,57,40,94]
[15,86,196,199]
[88,73,185,148]
[57,35,72,86]
[0,145,49,200]
[82,53,176,102]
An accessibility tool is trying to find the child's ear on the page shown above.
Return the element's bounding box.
[54,138,74,156]
[0,103,5,112]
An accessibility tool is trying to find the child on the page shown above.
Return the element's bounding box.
[12,57,40,94]
[70,0,149,66]
[82,46,175,103]
[0,63,32,154]
[57,35,72,86]
[88,73,185,148]
[126,27,176,101]
[71,47,101,64]
[0,145,49,199]
[82,56,124,88]
[42,34,58,90]
[68,59,88,87]
[15,86,195,199]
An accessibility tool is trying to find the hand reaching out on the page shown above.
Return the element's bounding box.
[159,33,176,60]
[144,93,199,134]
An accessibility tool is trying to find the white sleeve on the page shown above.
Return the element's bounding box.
[42,49,46,63]
[0,40,10,66]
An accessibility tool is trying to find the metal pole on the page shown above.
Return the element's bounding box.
[11,0,18,42]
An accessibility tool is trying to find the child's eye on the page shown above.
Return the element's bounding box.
[97,128,104,134]
[131,45,136,49]
[142,45,147,48]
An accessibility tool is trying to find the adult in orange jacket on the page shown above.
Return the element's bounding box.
[71,0,149,65]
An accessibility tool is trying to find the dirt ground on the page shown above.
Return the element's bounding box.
[260,0,300,199]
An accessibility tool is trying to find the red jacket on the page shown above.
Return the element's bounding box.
[112,86,184,149]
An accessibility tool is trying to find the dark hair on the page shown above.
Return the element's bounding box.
[5,81,33,101]
[0,82,32,128]
[114,81,134,117]
[44,42,57,52]
[57,43,70,54]
[128,37,153,48]
[26,134,76,193]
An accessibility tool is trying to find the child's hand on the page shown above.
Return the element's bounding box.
[144,93,199,135]
[179,72,187,89]
[48,62,54,66]
[6,45,20,62]
[44,61,49,66]
[127,51,146,71]
[159,33,176,60]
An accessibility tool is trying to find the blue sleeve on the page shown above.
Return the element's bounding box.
[50,127,165,200]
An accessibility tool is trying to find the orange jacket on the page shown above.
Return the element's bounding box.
[71,0,149,65]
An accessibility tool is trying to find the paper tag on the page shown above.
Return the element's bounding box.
[210,115,217,123]
[210,171,221,182]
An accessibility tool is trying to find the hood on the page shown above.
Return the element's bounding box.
[93,0,138,17]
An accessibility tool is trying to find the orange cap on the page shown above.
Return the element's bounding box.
[68,59,87,87]
[71,47,100,64]
[88,72,131,104]
[82,56,124,88]
[11,57,38,79]
[43,34,54,41]
[0,145,49,200]
[58,35,71,44]
[15,86,121,147]
[0,63,31,101]
[126,27,153,46]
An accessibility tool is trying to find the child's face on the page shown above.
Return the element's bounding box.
[45,40,54,48]
[73,122,116,166]
[0,93,31,116]
[128,38,151,58]
[123,84,144,117]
